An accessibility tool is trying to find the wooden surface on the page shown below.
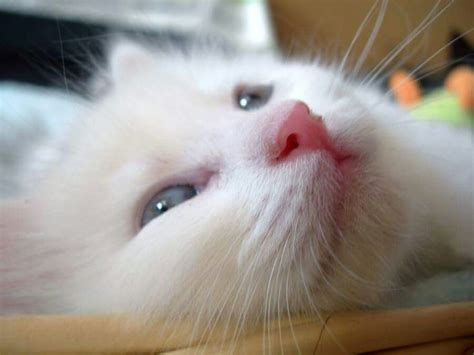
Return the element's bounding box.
[1,302,473,354]
[369,336,474,354]
[269,0,474,73]
[314,301,474,354]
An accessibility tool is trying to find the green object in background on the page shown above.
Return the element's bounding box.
[410,89,473,127]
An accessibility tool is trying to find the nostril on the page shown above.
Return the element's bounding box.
[270,100,336,163]
[276,133,300,161]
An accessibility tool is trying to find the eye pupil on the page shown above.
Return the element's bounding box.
[239,95,257,110]
[236,84,273,110]
[140,185,197,228]
[155,200,168,213]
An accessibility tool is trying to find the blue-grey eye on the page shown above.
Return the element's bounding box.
[140,185,197,227]
[236,84,273,110]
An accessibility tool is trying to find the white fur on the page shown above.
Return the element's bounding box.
[0,42,472,331]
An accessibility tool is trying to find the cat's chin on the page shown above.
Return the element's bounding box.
[283,147,357,184]
[335,153,358,180]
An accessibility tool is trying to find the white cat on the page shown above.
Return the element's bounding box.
[0,40,472,330]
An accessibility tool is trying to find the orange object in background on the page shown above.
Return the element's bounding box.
[446,65,474,111]
[389,69,422,107]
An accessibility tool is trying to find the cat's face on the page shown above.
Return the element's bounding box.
[23,42,410,320]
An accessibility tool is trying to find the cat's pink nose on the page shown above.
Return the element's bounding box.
[273,101,331,161]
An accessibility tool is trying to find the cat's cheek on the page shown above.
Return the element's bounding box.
[95,196,241,315]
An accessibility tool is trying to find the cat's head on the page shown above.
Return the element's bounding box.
[3,41,412,321]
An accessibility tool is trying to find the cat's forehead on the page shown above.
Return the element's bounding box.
[106,41,340,108]
[152,52,320,96]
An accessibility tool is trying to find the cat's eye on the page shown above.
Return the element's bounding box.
[235,84,273,110]
[140,185,197,227]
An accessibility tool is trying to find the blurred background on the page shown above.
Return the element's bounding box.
[0,0,276,88]
[0,0,472,90]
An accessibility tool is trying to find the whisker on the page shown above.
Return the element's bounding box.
[328,0,381,100]
[378,28,474,99]
[297,253,349,354]
[55,19,71,94]
[285,260,302,355]
[318,224,397,291]
[352,0,388,76]
[308,236,375,307]
[376,53,473,90]
[336,0,380,77]
[263,246,284,354]
[362,0,453,86]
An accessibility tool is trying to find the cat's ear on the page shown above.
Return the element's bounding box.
[107,39,155,83]
[90,39,155,96]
